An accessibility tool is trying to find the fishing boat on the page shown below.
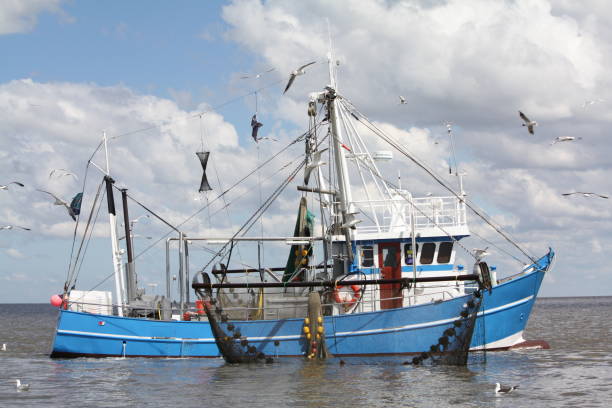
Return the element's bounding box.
[50,50,554,361]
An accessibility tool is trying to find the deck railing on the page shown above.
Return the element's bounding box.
[351,195,467,234]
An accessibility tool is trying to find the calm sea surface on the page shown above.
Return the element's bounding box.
[1,297,611,407]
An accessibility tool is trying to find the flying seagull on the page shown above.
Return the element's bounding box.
[551,136,581,145]
[240,68,275,79]
[519,111,537,135]
[0,181,25,190]
[562,192,608,199]
[49,168,78,180]
[495,383,519,394]
[15,379,30,392]
[251,114,263,141]
[304,149,328,185]
[283,61,316,94]
[1,225,31,231]
[472,247,489,261]
[36,189,79,220]
[398,96,407,104]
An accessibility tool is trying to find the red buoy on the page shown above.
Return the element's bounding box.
[50,294,63,307]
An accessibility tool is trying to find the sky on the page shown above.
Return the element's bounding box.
[1,0,611,302]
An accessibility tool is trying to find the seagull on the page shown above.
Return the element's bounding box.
[15,379,30,392]
[1,225,31,231]
[304,149,327,185]
[562,192,609,199]
[36,189,77,220]
[251,114,263,142]
[283,61,316,94]
[0,181,25,190]
[495,382,518,394]
[240,68,274,79]
[49,168,78,180]
[550,136,581,145]
[1,343,6,351]
[398,96,407,104]
[519,111,537,135]
[473,247,489,261]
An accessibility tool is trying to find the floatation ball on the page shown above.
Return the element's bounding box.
[50,294,63,307]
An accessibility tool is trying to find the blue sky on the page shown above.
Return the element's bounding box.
[1,0,612,302]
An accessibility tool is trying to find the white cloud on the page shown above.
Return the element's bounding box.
[0,0,65,35]
[220,0,612,296]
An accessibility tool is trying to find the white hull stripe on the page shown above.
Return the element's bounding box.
[58,295,533,343]
[334,295,533,337]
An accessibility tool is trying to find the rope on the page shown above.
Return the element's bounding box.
[110,79,285,141]
[65,178,106,290]
[339,98,537,264]
[132,122,321,260]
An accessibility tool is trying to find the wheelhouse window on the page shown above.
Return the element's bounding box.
[419,243,436,264]
[437,242,453,263]
[360,245,374,267]
[404,243,419,265]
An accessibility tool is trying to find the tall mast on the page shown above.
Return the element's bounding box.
[326,41,355,262]
[103,132,126,316]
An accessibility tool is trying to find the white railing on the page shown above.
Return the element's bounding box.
[351,195,467,234]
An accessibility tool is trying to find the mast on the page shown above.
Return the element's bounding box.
[103,132,126,316]
[121,189,137,303]
[326,47,356,263]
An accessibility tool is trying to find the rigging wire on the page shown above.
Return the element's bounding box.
[71,185,106,289]
[198,157,307,274]
[110,79,284,142]
[339,98,537,264]
[132,123,322,261]
[65,178,106,290]
[65,156,93,287]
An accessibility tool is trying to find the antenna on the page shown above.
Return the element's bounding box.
[326,18,337,90]
[445,121,462,193]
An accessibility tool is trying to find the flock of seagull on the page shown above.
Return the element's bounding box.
[1,344,30,391]
[0,62,602,396]
[517,109,608,200]
[1,169,81,231]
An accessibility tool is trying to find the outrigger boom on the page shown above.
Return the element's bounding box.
[193,274,480,290]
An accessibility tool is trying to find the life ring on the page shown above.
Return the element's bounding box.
[332,285,362,306]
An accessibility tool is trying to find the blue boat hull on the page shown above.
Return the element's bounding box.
[51,252,552,358]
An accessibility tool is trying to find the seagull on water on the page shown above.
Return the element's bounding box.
[398,96,407,104]
[495,382,518,394]
[240,68,275,80]
[519,111,537,135]
[1,225,31,231]
[49,168,78,180]
[472,247,489,261]
[550,136,581,145]
[1,343,6,351]
[15,379,30,392]
[283,61,316,94]
[562,192,609,199]
[36,189,78,220]
[0,181,25,190]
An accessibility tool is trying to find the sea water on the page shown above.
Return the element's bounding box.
[0,297,611,407]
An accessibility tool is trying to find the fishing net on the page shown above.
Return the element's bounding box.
[411,288,483,366]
